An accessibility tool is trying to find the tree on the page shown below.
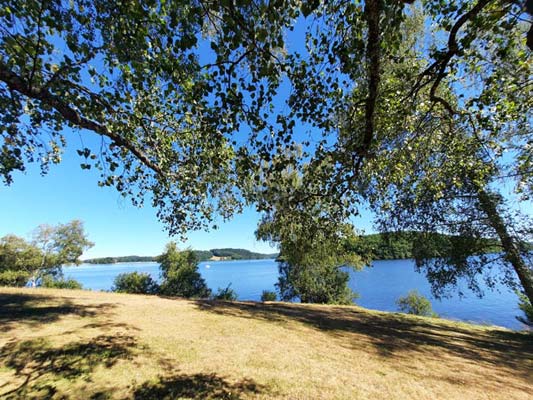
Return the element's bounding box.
[0,235,41,286]
[0,220,92,286]
[212,284,238,301]
[158,242,211,298]
[261,2,533,306]
[0,0,301,237]
[396,290,437,318]
[516,292,533,327]
[261,290,277,302]
[350,7,533,303]
[41,275,83,290]
[2,1,532,304]
[256,173,368,304]
[30,220,93,285]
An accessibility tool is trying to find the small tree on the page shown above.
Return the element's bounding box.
[212,284,238,301]
[158,243,211,298]
[30,220,93,285]
[396,290,437,317]
[0,235,41,286]
[257,208,365,305]
[261,290,277,302]
[112,272,159,295]
[516,292,533,328]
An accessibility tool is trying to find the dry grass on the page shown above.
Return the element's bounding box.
[0,287,531,400]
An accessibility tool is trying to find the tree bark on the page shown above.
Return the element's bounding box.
[477,188,533,306]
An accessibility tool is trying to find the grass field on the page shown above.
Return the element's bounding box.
[0,287,531,399]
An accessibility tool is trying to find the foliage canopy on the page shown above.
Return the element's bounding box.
[1,1,532,304]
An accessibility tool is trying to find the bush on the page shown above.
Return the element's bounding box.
[0,270,31,287]
[261,290,277,302]
[516,291,533,327]
[212,284,238,301]
[112,272,159,294]
[41,275,83,290]
[158,243,211,298]
[396,290,437,317]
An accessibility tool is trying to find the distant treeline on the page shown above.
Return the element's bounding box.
[83,248,278,264]
[83,232,522,265]
[351,231,505,261]
[83,255,157,264]
[199,248,278,261]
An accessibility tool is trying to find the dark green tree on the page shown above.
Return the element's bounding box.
[396,290,437,318]
[212,284,238,301]
[256,172,368,305]
[112,272,159,295]
[260,290,277,302]
[516,292,533,327]
[41,275,83,290]
[158,242,211,298]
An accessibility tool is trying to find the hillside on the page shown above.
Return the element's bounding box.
[83,249,278,264]
[352,231,505,261]
[0,288,531,399]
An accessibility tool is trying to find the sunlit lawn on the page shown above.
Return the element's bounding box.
[0,287,531,399]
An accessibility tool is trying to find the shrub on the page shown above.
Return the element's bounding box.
[158,243,211,298]
[516,291,533,327]
[0,270,31,287]
[112,272,159,294]
[41,275,83,290]
[261,290,277,302]
[396,290,437,317]
[212,284,238,301]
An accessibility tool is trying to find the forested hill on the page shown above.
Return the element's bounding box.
[82,255,156,264]
[194,248,278,261]
[83,249,278,264]
[351,232,504,261]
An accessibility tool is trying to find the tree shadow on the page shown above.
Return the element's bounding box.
[0,334,137,398]
[131,373,267,400]
[0,292,116,332]
[194,300,533,379]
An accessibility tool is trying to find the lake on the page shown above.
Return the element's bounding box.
[63,258,527,330]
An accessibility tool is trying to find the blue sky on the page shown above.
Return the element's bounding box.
[0,137,375,258]
[0,148,276,258]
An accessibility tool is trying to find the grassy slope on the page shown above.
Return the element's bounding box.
[0,288,531,400]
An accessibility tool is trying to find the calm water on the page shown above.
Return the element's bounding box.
[63,258,527,330]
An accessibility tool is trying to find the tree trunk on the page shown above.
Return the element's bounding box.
[477,188,533,306]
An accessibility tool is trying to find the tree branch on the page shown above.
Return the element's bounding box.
[0,62,166,178]
[409,0,494,113]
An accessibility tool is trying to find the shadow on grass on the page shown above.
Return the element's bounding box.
[0,292,116,332]
[131,374,266,400]
[194,300,533,377]
[0,334,137,399]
